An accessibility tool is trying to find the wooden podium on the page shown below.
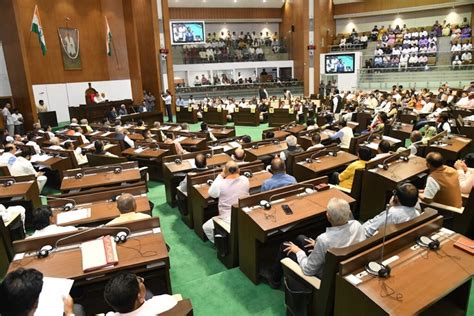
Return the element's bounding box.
[38,111,58,127]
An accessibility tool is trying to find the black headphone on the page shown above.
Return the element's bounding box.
[259,200,271,210]
[3,179,15,187]
[228,166,238,174]
[37,245,53,258]
[365,261,391,278]
[305,157,313,163]
[400,155,409,162]
[63,202,75,212]
[416,236,440,250]
[175,158,182,164]
[243,171,253,178]
[252,144,259,149]
[206,179,214,185]
[114,231,129,243]
[75,172,84,179]
[113,167,122,174]
[205,153,212,158]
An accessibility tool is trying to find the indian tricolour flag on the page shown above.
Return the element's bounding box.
[105,16,112,56]
[31,5,47,56]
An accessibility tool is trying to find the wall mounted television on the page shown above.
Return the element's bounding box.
[170,21,206,45]
[325,54,355,74]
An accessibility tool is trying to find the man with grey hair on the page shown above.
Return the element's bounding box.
[48,137,63,150]
[263,198,365,288]
[106,193,150,225]
[115,126,134,149]
[279,135,303,161]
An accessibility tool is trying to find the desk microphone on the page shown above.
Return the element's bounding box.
[305,149,338,163]
[40,195,76,212]
[259,184,316,210]
[365,203,391,278]
[37,225,132,258]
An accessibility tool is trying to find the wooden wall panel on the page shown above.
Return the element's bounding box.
[14,0,129,85]
[314,0,335,92]
[0,0,37,127]
[334,0,453,16]
[169,8,282,20]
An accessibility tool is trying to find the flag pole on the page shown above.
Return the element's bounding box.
[112,39,120,69]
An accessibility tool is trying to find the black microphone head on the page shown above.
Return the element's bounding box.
[206,179,214,185]
[205,153,212,158]
[305,157,312,163]
[272,140,280,145]
[378,265,391,278]
[114,167,122,174]
[252,144,259,149]
[4,180,14,187]
[75,172,84,179]
[111,194,121,202]
[329,151,337,157]
[383,163,389,170]
[243,171,253,178]
[175,158,182,164]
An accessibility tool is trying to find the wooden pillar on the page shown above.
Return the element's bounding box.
[314,0,335,93]
[161,0,176,114]
[122,0,143,104]
[0,0,38,129]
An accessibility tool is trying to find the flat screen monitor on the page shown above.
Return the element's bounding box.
[325,54,355,74]
[170,21,205,45]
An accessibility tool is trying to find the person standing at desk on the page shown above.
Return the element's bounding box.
[419,152,462,208]
[260,157,296,192]
[36,99,48,113]
[85,82,98,104]
[363,183,420,237]
[107,193,150,226]
[162,90,173,123]
[2,103,14,136]
[203,161,249,243]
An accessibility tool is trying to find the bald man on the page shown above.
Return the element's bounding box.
[203,161,249,243]
[261,157,296,192]
[232,148,246,164]
[420,152,462,208]
[106,193,151,225]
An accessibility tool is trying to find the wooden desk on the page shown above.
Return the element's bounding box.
[209,126,235,139]
[359,156,428,221]
[297,130,332,150]
[245,143,288,161]
[61,168,141,192]
[426,135,472,161]
[121,111,164,125]
[178,137,207,151]
[122,147,167,159]
[122,147,169,181]
[190,170,271,240]
[388,123,413,143]
[53,195,151,227]
[293,151,358,182]
[335,230,474,316]
[68,99,134,123]
[262,128,290,140]
[0,181,41,209]
[286,125,307,135]
[354,111,373,133]
[34,156,73,177]
[162,151,231,206]
[202,107,228,125]
[268,108,297,127]
[233,107,260,126]
[238,188,355,284]
[176,107,198,123]
[9,229,170,315]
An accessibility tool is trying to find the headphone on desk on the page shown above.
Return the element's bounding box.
[75,172,84,179]
[416,236,440,250]
[114,231,129,243]
[37,245,54,258]
[113,167,122,174]
[175,158,182,165]
[259,200,271,210]
[3,179,15,187]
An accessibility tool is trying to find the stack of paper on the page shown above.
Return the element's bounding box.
[56,208,91,225]
[34,277,74,316]
[81,236,118,272]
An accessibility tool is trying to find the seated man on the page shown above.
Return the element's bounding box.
[329,120,354,149]
[454,156,474,195]
[419,152,462,208]
[107,193,151,226]
[373,139,391,160]
[332,146,372,190]
[29,205,77,238]
[203,161,249,243]
[363,183,420,237]
[178,153,207,195]
[261,157,296,192]
[26,132,41,154]
[307,133,324,150]
[48,137,63,150]
[232,148,246,164]
[63,141,88,165]
[93,140,118,157]
[104,271,177,315]
[0,268,81,316]
[280,135,304,161]
[115,127,134,149]
[264,198,365,288]
[8,146,47,192]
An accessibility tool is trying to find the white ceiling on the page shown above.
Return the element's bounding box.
[169,0,286,9]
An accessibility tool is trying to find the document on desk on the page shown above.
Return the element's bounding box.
[81,235,118,272]
[34,277,74,316]
[57,208,91,225]
[134,147,145,153]
[102,131,112,137]
[31,154,52,163]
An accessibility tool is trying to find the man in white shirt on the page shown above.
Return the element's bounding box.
[2,103,14,136]
[26,132,41,154]
[104,271,177,315]
[202,161,249,243]
[454,158,474,194]
[329,120,354,149]
[48,137,64,150]
[265,198,365,288]
[307,133,324,151]
[63,141,88,166]
[8,145,47,192]
[363,183,420,237]
[29,205,77,238]
[461,51,472,64]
